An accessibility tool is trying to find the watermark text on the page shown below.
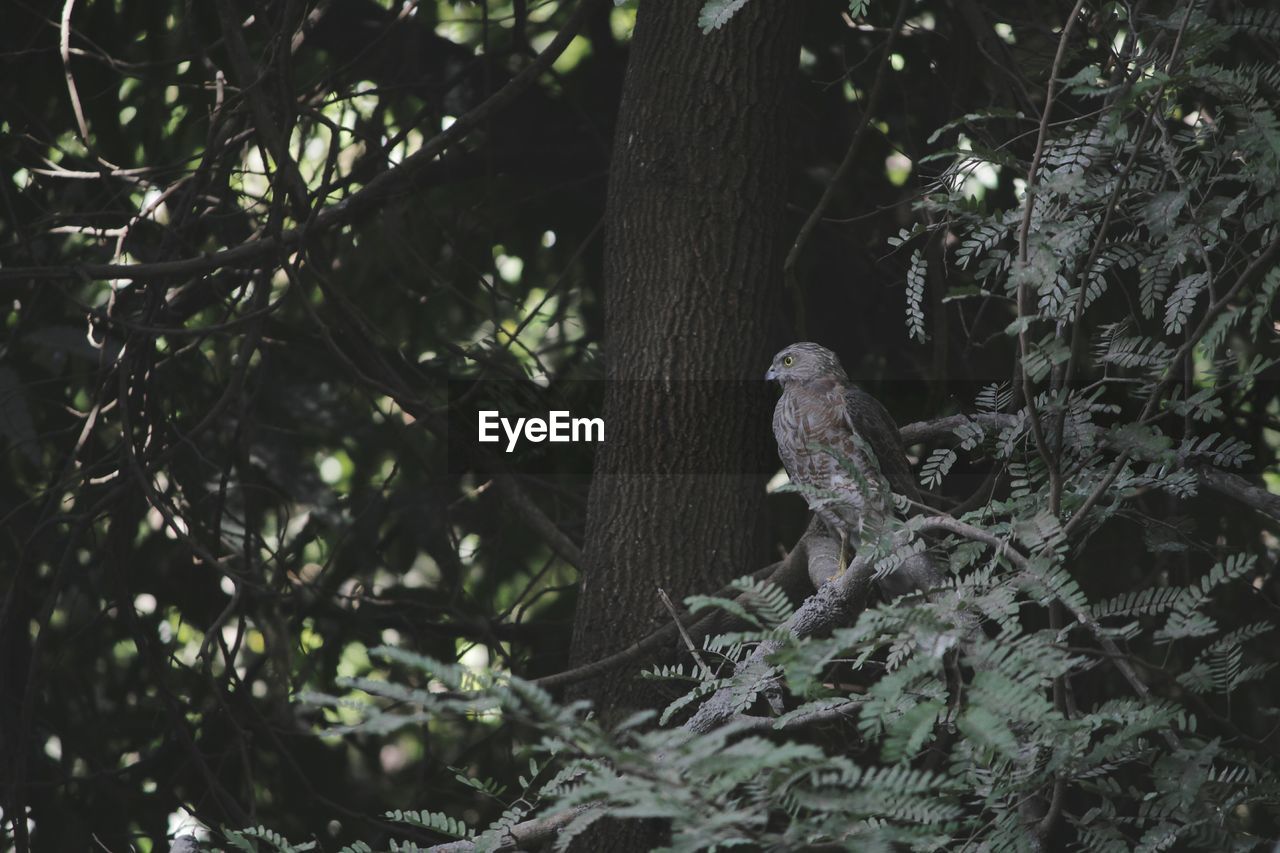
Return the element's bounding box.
[477,410,604,452]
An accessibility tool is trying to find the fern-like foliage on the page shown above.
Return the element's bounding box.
[218,826,316,852]
[696,0,752,32]
[906,248,928,342]
[267,531,1273,851]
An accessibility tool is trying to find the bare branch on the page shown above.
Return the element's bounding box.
[1191,464,1280,523]
[782,0,910,331]
[532,557,789,691]
[213,0,311,218]
[898,412,1018,445]
[494,475,584,569]
[59,0,100,161]
[1013,0,1088,516]
[658,587,714,680]
[1,0,609,285]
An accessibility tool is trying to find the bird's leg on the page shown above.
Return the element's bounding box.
[836,530,849,578]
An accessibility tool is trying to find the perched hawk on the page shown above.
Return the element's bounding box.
[766,342,936,594]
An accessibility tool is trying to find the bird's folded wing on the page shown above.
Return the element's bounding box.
[844,386,920,503]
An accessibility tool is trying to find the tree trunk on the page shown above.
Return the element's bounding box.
[568,0,801,797]
[569,5,802,842]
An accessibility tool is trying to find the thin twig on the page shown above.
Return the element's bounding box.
[897,411,1280,523]
[1013,0,1087,517]
[1014,0,1088,258]
[782,0,910,332]
[213,0,312,218]
[1036,596,1072,842]
[59,0,92,150]
[913,515,1154,696]
[1053,2,1196,469]
[1063,235,1280,539]
[1,0,609,284]
[657,587,714,680]
[533,558,787,690]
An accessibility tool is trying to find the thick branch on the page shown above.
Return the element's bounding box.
[898,412,1017,445]
[428,806,591,853]
[683,536,875,734]
[1190,464,1280,523]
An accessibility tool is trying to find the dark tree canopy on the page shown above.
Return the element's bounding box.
[2,0,1280,851]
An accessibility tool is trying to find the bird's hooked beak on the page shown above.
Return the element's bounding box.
[765,365,778,382]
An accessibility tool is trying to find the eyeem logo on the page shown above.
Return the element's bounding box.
[478,410,605,453]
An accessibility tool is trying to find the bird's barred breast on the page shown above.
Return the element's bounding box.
[773,386,856,485]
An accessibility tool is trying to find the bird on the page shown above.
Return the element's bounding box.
[766,342,937,594]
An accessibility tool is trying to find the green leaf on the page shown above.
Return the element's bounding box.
[697,0,751,32]
[957,706,1020,758]
[882,699,944,762]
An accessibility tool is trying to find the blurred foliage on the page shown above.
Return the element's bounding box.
[2,0,611,847]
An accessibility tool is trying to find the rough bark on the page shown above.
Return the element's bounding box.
[567,0,802,845]
[572,3,801,699]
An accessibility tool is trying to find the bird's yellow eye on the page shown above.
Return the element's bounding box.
[782,355,794,367]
